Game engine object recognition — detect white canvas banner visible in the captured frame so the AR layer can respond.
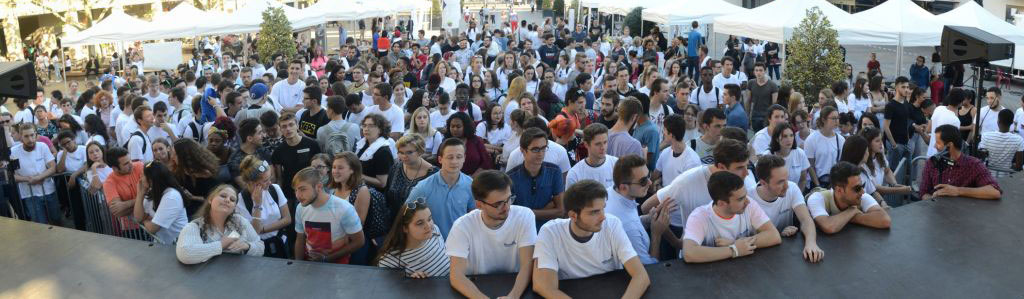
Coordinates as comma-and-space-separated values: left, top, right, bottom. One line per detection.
142, 41, 183, 71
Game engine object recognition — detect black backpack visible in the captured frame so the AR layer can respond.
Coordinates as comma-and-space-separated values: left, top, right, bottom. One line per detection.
122, 131, 147, 155
188, 121, 204, 143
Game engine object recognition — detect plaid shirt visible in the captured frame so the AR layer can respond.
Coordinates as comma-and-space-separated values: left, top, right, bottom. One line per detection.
919, 154, 1002, 197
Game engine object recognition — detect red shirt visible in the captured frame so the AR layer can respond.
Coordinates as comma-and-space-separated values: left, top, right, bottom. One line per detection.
930, 80, 944, 105
919, 154, 1001, 197
867, 60, 881, 72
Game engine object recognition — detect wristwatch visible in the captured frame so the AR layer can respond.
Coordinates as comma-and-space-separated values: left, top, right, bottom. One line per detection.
729, 244, 739, 258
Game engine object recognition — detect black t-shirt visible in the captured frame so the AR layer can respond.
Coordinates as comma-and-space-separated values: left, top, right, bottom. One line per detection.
299, 108, 329, 139
884, 99, 911, 145
271, 136, 322, 198
909, 104, 928, 138
357, 141, 395, 177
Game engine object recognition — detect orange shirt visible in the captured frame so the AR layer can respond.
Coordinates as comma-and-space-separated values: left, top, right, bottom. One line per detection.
378, 37, 391, 52
103, 161, 143, 230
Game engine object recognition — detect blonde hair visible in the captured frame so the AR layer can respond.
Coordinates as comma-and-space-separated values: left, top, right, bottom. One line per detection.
788, 92, 806, 114
504, 77, 527, 109
397, 132, 427, 154
407, 107, 436, 137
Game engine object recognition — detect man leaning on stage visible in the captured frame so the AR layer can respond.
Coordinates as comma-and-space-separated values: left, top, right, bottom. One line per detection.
807, 162, 891, 234
920, 125, 1003, 201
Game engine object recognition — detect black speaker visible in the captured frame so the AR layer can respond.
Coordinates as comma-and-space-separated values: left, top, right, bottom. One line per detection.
0, 61, 38, 99
941, 25, 1014, 65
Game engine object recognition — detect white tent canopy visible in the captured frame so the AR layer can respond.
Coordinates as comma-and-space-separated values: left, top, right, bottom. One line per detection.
644, 0, 746, 26
301, 0, 428, 23
855, 0, 945, 47
202, 0, 309, 36
63, 10, 153, 46
139, 3, 228, 41
597, 0, 662, 16
713, 0, 898, 45
938, 1, 1024, 69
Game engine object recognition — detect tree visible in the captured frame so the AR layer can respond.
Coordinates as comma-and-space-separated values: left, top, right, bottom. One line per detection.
26, 0, 115, 31
784, 7, 844, 106
624, 7, 641, 37
553, 0, 565, 17
256, 7, 297, 65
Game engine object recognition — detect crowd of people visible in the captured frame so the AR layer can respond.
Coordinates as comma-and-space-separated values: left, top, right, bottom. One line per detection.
2, 12, 1015, 298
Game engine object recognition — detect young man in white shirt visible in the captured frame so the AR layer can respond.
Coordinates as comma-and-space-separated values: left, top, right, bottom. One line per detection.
751, 155, 824, 262
689, 66, 721, 112
640, 139, 753, 255
927, 88, 964, 157
142, 75, 169, 113
532, 180, 650, 299
605, 155, 673, 265
167, 87, 191, 126
292, 167, 365, 263
682, 171, 781, 263
148, 102, 178, 144
448, 170, 537, 299
978, 87, 1005, 134
429, 92, 456, 130
366, 83, 405, 140
12, 123, 59, 224
124, 105, 155, 163
751, 105, 789, 155
711, 57, 746, 93
654, 114, 702, 190
271, 59, 307, 114
566, 123, 618, 189
807, 162, 892, 234
504, 118, 573, 175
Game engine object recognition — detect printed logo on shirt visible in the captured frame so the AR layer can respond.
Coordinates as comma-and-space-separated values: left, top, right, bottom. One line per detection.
297, 148, 311, 154
602, 256, 615, 265
503, 241, 517, 247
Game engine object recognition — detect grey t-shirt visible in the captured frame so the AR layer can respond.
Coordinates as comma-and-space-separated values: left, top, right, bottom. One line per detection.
694, 137, 716, 165
747, 79, 778, 119
607, 131, 644, 159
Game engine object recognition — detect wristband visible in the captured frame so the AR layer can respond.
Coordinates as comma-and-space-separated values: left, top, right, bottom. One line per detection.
729, 244, 739, 258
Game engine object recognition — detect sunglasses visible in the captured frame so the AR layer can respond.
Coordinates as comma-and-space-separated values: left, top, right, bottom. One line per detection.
404, 198, 426, 216
627, 175, 651, 187
477, 195, 515, 209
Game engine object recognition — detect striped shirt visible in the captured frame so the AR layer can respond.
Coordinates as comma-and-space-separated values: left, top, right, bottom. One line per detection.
377, 224, 450, 277
979, 131, 1024, 177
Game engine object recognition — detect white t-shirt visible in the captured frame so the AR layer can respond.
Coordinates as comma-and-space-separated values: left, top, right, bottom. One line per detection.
430, 109, 456, 130
749, 182, 806, 231
833, 98, 849, 114
446, 206, 537, 275
476, 122, 513, 145
927, 106, 961, 157
688, 86, 721, 111
803, 130, 845, 179
11, 142, 56, 198
847, 93, 872, 120
604, 189, 657, 264
683, 201, 770, 246
657, 166, 758, 228
533, 217, 637, 280
345, 108, 369, 128
235, 184, 290, 239
750, 128, 771, 155
654, 147, 702, 187
144, 92, 170, 113
366, 104, 406, 134
806, 191, 878, 218
761, 149, 811, 184
711, 72, 747, 92
294, 195, 364, 252
144, 188, 188, 245
505, 140, 572, 174
125, 128, 154, 163
565, 155, 618, 190
58, 146, 88, 173
13, 108, 34, 124
977, 106, 1003, 135
147, 124, 172, 144
1014, 107, 1024, 140
271, 79, 306, 111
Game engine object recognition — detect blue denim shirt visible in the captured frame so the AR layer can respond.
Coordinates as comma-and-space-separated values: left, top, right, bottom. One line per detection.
725, 102, 749, 130
406, 171, 475, 239
507, 162, 564, 228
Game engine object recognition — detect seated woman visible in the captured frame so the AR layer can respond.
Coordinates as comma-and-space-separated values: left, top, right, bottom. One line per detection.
476, 103, 513, 159
176, 184, 264, 264
860, 128, 913, 202
407, 107, 445, 157
445, 112, 494, 175
236, 156, 292, 258
133, 161, 189, 245
385, 135, 439, 214
840, 135, 889, 209
329, 152, 391, 265
356, 114, 396, 190
375, 199, 449, 278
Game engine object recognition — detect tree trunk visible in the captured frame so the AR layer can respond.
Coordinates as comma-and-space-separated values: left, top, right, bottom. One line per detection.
3, 1, 24, 60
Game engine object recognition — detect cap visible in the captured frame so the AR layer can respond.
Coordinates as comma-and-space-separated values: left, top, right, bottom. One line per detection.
250, 83, 268, 100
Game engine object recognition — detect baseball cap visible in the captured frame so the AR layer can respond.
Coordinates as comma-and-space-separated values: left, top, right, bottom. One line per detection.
249, 83, 268, 100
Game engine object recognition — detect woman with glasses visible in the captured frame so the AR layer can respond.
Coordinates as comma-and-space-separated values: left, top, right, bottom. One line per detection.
375, 198, 450, 278
791, 110, 812, 149
804, 106, 845, 188
681, 104, 702, 146
385, 134, 439, 214
445, 112, 494, 175
176, 184, 264, 264
468, 74, 488, 107
133, 161, 189, 245
310, 153, 333, 187
356, 114, 396, 190
764, 123, 811, 189
236, 156, 292, 258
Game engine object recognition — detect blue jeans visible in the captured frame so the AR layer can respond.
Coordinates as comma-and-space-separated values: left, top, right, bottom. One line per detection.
768, 64, 781, 80
24, 193, 60, 224
687, 57, 699, 83
886, 143, 912, 185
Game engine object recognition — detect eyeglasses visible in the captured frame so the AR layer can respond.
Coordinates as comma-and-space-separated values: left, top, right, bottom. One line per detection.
404, 198, 426, 216
527, 146, 548, 153
627, 175, 651, 187
851, 183, 865, 193
313, 165, 329, 171
477, 195, 515, 209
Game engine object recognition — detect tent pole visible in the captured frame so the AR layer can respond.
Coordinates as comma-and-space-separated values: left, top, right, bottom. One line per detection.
60, 47, 68, 91
896, 32, 903, 77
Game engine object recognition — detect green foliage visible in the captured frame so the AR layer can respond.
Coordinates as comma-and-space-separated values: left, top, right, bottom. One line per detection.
624, 7, 642, 37
256, 7, 297, 65
553, 0, 565, 17
784, 7, 844, 106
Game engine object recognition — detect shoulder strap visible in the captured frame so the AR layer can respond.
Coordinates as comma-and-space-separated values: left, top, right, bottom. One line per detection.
715, 87, 720, 106
123, 131, 147, 154
241, 190, 254, 212
189, 122, 203, 143
690, 138, 697, 150
835, 135, 841, 163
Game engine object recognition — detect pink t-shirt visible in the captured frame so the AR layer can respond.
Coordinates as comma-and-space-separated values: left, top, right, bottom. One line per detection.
683, 202, 770, 246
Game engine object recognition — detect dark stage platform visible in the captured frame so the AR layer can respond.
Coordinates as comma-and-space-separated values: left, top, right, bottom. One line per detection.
0, 178, 1022, 298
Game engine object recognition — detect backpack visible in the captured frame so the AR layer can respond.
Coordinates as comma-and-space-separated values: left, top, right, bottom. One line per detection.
122, 131, 147, 155
695, 86, 720, 109
324, 123, 355, 155
241, 183, 282, 213
188, 121, 204, 143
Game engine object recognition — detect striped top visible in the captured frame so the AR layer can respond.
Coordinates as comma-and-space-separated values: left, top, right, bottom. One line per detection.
377, 224, 450, 277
